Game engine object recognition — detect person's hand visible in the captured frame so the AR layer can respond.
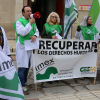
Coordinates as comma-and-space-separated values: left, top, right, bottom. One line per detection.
29, 18, 35, 25
52, 35, 58, 39
10, 56, 13, 61
77, 25, 81, 32
30, 35, 36, 42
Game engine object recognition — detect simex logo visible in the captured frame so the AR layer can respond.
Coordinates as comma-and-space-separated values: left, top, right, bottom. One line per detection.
35, 58, 55, 74
0, 60, 14, 72
80, 67, 96, 72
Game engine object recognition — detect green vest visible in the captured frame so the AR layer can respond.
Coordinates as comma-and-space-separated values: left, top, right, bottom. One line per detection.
80, 25, 98, 40
44, 23, 62, 36
13, 18, 36, 45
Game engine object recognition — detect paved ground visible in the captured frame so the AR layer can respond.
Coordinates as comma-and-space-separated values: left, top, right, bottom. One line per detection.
8, 39, 100, 100
22, 70, 100, 100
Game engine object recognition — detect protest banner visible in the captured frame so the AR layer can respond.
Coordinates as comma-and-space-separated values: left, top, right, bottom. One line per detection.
33, 39, 98, 83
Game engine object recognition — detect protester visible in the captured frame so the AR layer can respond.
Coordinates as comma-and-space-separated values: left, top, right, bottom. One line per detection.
41, 12, 62, 39
13, 6, 39, 95
0, 18, 13, 60
75, 16, 99, 40
75, 16, 100, 80
41, 12, 62, 84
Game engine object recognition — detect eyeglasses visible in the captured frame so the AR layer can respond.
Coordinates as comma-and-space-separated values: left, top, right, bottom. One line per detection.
51, 16, 57, 19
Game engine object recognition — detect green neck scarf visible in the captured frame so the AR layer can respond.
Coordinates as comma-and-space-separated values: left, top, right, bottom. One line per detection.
80, 25, 98, 40
44, 23, 62, 36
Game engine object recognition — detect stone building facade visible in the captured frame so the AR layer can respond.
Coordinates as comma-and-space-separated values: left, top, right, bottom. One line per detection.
0, 0, 93, 39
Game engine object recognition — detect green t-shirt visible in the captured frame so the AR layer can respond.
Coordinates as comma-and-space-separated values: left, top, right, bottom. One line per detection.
44, 23, 62, 36
80, 25, 98, 40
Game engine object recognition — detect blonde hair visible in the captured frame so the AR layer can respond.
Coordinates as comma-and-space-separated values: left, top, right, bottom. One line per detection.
46, 12, 60, 24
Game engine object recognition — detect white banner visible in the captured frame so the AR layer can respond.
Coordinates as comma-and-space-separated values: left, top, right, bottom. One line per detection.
33, 39, 98, 83
0, 51, 24, 100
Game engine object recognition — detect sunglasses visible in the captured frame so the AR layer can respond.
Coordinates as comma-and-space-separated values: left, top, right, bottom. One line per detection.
51, 16, 57, 18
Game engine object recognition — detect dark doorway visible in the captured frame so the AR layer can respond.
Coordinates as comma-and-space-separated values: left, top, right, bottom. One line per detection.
31, 0, 46, 34
29, 0, 64, 34
56, 0, 64, 25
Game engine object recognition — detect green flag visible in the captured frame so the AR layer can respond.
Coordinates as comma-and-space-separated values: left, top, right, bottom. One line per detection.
89, 0, 100, 32
64, 0, 78, 39
0, 51, 25, 100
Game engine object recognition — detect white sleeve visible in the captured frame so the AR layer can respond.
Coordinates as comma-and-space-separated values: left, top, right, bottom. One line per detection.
16, 21, 32, 36
2, 27, 11, 55
94, 32, 100, 40
34, 27, 39, 37
75, 31, 81, 39
75, 31, 83, 40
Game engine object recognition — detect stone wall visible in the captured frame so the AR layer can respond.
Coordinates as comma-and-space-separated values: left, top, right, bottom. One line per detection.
0, 0, 15, 39
0, 0, 23, 39
23, 0, 28, 6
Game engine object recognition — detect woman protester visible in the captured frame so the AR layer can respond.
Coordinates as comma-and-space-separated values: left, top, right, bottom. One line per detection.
75, 16, 99, 40
75, 16, 100, 80
41, 12, 62, 84
41, 12, 62, 39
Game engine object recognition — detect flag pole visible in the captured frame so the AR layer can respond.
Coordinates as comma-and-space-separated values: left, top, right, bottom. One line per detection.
70, 27, 72, 39
35, 84, 37, 92
62, 0, 66, 38
75, 11, 79, 25
94, 42, 99, 84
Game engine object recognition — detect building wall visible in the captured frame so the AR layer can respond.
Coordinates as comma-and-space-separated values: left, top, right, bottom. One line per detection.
0, 0, 93, 39
0, 0, 23, 39
23, 0, 28, 6
0, 0, 15, 39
